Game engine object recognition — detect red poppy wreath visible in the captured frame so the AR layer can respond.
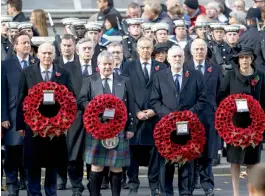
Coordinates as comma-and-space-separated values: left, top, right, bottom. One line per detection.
215, 93, 265, 148
83, 94, 128, 140
23, 82, 77, 138
154, 110, 206, 165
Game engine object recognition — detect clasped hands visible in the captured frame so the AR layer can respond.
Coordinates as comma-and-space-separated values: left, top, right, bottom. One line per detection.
137, 109, 156, 120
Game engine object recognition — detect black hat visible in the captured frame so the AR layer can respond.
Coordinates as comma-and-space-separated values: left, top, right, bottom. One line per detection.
246, 8, 263, 22
184, 0, 199, 10
233, 46, 256, 61
153, 43, 168, 54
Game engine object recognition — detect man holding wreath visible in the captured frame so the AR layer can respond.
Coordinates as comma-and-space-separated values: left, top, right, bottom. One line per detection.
78, 51, 136, 196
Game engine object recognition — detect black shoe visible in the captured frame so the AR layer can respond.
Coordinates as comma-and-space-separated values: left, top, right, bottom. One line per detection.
19, 183, 26, 190
128, 189, 138, 196
151, 189, 160, 196
122, 182, 129, 189
57, 184, 66, 190
101, 181, 109, 189
205, 189, 214, 196
212, 155, 221, 166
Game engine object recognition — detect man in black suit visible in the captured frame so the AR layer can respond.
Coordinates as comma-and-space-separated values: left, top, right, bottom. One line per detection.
122, 37, 168, 196
64, 37, 97, 196
54, 34, 78, 66
150, 45, 206, 196
7, 0, 28, 22
16, 42, 74, 196
185, 39, 222, 196
78, 50, 136, 196
1, 31, 37, 196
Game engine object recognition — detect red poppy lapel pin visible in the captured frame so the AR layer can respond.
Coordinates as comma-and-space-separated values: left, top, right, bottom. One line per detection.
96, 67, 99, 72
155, 65, 160, 71
207, 66, 212, 73
30, 58, 35, 64
185, 71, 189, 77
251, 75, 260, 86
55, 72, 61, 77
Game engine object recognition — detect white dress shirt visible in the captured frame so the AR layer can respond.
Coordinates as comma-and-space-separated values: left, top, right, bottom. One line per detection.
194, 59, 206, 74
140, 58, 152, 78
63, 55, 75, 64
17, 55, 29, 69
172, 69, 183, 89
40, 65, 53, 81
80, 59, 93, 75
101, 74, 114, 93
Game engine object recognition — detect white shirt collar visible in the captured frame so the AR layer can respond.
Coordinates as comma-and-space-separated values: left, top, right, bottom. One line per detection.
100, 74, 114, 81
63, 55, 75, 64
171, 68, 183, 77
80, 59, 92, 66
40, 64, 53, 73
17, 55, 29, 63
140, 58, 152, 65
193, 59, 205, 68
116, 63, 122, 69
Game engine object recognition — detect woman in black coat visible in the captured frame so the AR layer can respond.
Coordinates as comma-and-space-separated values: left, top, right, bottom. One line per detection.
217, 47, 265, 196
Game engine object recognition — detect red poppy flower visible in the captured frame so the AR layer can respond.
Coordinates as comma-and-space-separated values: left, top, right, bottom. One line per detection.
207, 67, 212, 73
153, 110, 206, 165
23, 81, 77, 138
215, 93, 265, 148
185, 71, 189, 77
83, 94, 128, 140
155, 66, 160, 71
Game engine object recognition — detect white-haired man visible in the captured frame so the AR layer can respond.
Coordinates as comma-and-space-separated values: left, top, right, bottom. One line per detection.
16, 42, 75, 196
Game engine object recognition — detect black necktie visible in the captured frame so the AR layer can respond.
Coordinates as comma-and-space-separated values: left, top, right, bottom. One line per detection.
143, 63, 149, 84
22, 60, 28, 69
82, 65, 89, 76
44, 71, 50, 81
114, 68, 120, 75
175, 74, 180, 94
103, 78, 111, 94
197, 64, 203, 75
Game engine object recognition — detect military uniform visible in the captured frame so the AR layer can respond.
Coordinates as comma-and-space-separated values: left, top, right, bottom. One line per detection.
1, 16, 13, 60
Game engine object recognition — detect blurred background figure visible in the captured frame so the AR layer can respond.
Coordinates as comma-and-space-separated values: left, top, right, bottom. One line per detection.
232, 0, 246, 12
165, 0, 184, 20
206, 2, 228, 23
7, 0, 27, 22
127, 2, 142, 18
248, 163, 265, 196
229, 10, 247, 26
214, 0, 232, 18
183, 0, 206, 27
253, 0, 265, 11
103, 14, 121, 36
30, 9, 48, 36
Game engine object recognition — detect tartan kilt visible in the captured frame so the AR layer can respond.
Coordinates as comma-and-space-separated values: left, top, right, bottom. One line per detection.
84, 132, 130, 167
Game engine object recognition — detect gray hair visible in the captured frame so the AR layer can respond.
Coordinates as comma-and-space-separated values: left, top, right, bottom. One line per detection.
144, 2, 162, 15
229, 10, 247, 25
107, 42, 123, 50
190, 39, 208, 55
38, 42, 56, 59
167, 45, 184, 57
97, 51, 114, 63
76, 37, 95, 49
137, 37, 153, 48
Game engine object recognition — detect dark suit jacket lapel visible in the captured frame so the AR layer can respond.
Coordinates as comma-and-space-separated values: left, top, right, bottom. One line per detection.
113, 73, 124, 100
166, 69, 178, 109
204, 61, 212, 83
74, 58, 82, 76
13, 56, 22, 71
135, 60, 146, 87
146, 60, 157, 87
91, 73, 104, 96
50, 64, 60, 82
180, 69, 189, 93
30, 64, 44, 83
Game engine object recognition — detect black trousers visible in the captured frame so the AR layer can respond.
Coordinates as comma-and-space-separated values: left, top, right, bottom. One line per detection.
127, 145, 158, 190
68, 159, 85, 194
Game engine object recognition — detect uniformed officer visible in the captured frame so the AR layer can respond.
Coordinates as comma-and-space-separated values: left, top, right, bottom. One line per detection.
61, 17, 80, 35
1, 15, 13, 60
152, 23, 177, 50
121, 18, 144, 61
8, 22, 20, 43
85, 22, 109, 65
169, 20, 193, 49
70, 20, 87, 42
141, 23, 154, 41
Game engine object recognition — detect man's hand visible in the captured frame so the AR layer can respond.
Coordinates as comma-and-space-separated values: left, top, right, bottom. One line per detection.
1, 121, 10, 129
17, 130, 25, 137
137, 111, 148, 120
126, 131, 134, 140
144, 109, 156, 118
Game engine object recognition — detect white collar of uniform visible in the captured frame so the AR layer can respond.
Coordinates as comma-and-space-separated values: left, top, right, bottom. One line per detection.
17, 55, 29, 63
140, 58, 152, 65
63, 55, 75, 63
80, 59, 92, 66
171, 68, 183, 77
101, 73, 114, 81
40, 64, 53, 73
193, 59, 205, 69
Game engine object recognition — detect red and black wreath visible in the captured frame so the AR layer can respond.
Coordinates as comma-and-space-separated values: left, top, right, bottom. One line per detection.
215, 93, 265, 148
83, 94, 128, 140
154, 110, 206, 164
23, 82, 77, 138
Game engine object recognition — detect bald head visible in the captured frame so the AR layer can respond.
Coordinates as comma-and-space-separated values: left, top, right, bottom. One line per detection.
191, 39, 208, 63
37, 42, 56, 68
